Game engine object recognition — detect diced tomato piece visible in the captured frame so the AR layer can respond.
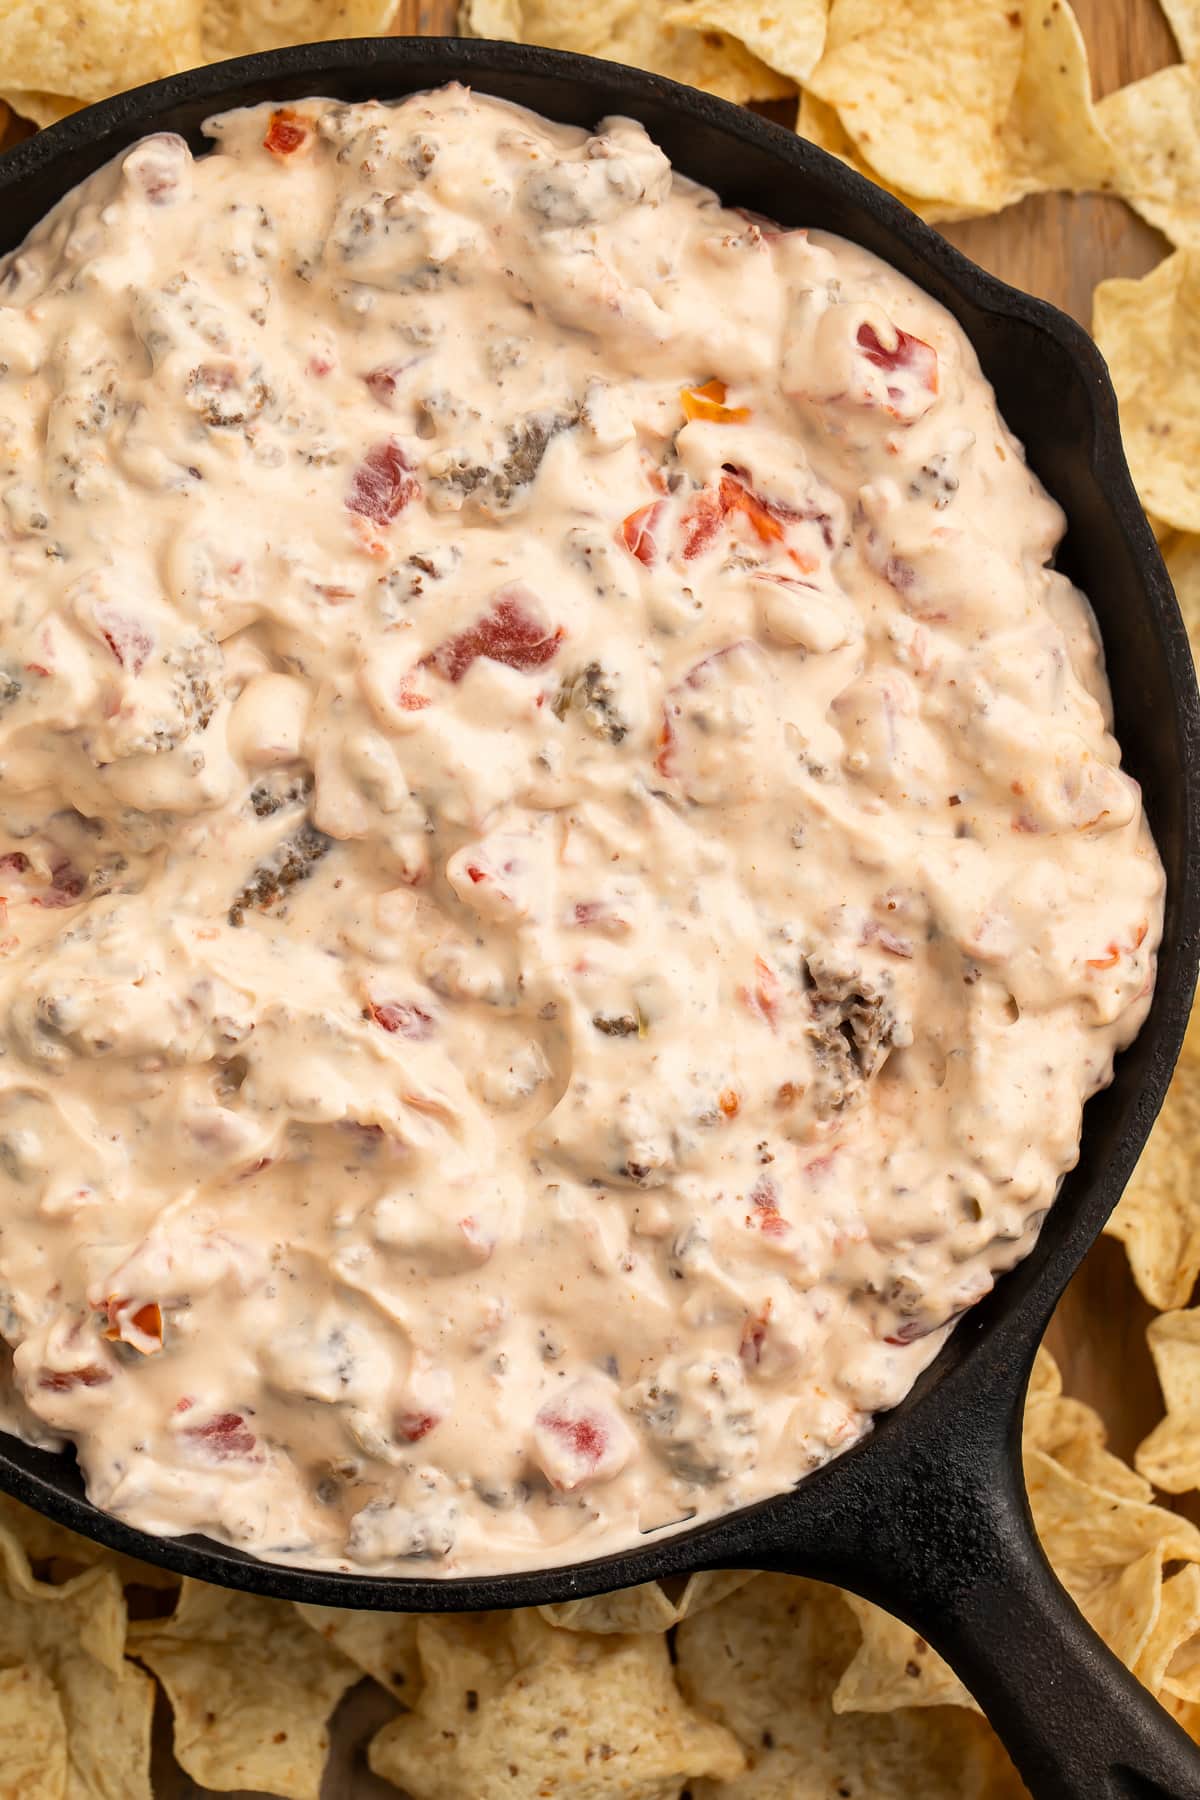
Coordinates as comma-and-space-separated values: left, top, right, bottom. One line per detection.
95, 608, 153, 674
1086, 943, 1121, 970
38, 1364, 111, 1391
619, 499, 665, 566
719, 1088, 740, 1118
395, 675, 430, 712
542, 1408, 605, 1464
263, 109, 309, 156
747, 1173, 788, 1238
185, 1411, 258, 1459
395, 1410, 439, 1443
680, 377, 751, 424
369, 1001, 435, 1039
424, 589, 564, 683
680, 485, 727, 560
347, 440, 420, 525
856, 322, 938, 396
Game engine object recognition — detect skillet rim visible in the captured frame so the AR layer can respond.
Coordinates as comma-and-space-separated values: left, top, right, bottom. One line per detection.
0, 35, 1196, 1612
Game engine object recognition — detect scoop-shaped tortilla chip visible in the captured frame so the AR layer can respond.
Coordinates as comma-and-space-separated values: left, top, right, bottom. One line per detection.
131, 1579, 360, 1799
368, 1608, 746, 1799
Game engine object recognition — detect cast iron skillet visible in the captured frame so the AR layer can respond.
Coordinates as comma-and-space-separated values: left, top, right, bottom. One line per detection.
2, 37, 1199, 1798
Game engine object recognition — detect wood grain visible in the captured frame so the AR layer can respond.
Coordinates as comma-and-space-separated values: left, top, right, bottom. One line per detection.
1, 0, 1189, 1790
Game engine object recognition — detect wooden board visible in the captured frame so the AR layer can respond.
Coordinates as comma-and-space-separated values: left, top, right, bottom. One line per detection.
1, 0, 1191, 1790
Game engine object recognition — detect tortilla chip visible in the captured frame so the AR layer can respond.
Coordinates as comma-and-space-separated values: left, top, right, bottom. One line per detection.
202, 0, 402, 60
293, 1602, 420, 1703
0, 1524, 154, 1798
1140, 1564, 1200, 1701
674, 1573, 1020, 1797
805, 0, 1112, 215
832, 1594, 976, 1715
795, 92, 988, 225
0, 1493, 180, 1592
1163, 0, 1200, 63
1165, 530, 1200, 659
131, 1579, 359, 1799
0, 90, 79, 128
540, 1569, 756, 1635
662, 0, 828, 83
1099, 65, 1200, 251
1105, 987, 1200, 1306
1136, 1307, 1200, 1492
833, 1349, 1176, 1717
1028, 1445, 1200, 1673
1093, 251, 1200, 535
459, 0, 795, 104
368, 1609, 746, 1799
0, 1664, 67, 1800
0, 0, 201, 105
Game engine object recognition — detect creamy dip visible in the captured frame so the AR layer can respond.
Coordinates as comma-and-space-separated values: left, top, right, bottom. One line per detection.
0, 89, 1163, 1575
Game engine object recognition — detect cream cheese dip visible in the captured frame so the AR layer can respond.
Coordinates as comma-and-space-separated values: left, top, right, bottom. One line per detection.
0, 88, 1163, 1575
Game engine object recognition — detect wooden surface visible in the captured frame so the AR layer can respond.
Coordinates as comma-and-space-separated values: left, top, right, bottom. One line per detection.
2, 0, 1191, 1791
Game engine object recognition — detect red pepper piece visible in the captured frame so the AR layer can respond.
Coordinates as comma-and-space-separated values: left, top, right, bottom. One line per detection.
185, 1412, 258, 1459
369, 1001, 435, 1039
856, 322, 938, 397
424, 589, 564, 683
347, 440, 421, 525
619, 500, 666, 566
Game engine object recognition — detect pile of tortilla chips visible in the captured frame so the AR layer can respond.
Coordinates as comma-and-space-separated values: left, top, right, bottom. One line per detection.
6, 1344, 1200, 1796
0, 0, 406, 128
8, 0, 1200, 1794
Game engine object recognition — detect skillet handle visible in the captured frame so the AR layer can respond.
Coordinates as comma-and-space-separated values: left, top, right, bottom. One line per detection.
762, 1435, 1200, 1800
905, 1521, 1200, 1800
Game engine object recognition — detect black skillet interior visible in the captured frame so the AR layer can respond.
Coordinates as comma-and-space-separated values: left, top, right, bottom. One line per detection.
3, 37, 1200, 1796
